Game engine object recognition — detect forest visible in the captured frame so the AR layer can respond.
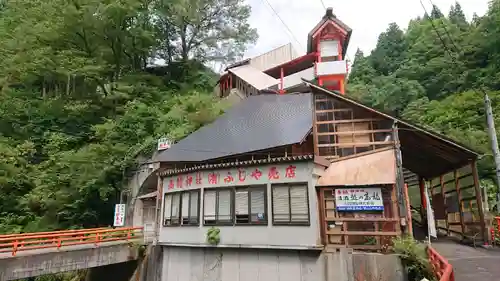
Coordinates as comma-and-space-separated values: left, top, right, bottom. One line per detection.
0, 0, 256, 236
348, 1, 500, 204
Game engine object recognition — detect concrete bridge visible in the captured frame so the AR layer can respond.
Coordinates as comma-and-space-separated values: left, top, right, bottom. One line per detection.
0, 227, 143, 281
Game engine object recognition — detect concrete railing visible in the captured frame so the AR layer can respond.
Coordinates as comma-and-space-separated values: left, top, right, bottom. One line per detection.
0, 227, 143, 256
282, 67, 315, 89
428, 246, 454, 281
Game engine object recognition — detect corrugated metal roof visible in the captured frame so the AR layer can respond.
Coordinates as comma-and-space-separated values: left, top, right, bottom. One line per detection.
228, 65, 279, 90
249, 43, 299, 71
154, 93, 313, 163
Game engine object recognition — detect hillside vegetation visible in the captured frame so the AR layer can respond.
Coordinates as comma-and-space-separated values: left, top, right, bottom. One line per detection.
0, 0, 256, 234
348, 1, 500, 203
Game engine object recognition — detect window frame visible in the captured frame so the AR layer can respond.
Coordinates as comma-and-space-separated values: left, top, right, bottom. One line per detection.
163, 190, 201, 227
203, 185, 268, 226
271, 183, 311, 226
203, 187, 234, 226
234, 185, 268, 226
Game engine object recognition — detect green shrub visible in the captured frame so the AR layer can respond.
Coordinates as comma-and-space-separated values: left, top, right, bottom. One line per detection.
392, 236, 435, 281
206, 227, 220, 245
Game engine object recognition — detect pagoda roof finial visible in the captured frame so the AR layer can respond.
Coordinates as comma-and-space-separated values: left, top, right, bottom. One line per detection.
324, 7, 336, 19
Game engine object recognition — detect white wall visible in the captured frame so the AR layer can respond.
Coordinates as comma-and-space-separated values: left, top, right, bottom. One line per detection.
161, 247, 324, 281
158, 161, 323, 249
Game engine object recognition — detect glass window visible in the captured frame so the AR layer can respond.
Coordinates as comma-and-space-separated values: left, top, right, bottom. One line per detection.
163, 190, 200, 226
272, 184, 310, 225
203, 186, 267, 226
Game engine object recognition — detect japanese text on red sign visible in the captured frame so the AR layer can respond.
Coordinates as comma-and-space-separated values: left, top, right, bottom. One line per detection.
166, 165, 297, 190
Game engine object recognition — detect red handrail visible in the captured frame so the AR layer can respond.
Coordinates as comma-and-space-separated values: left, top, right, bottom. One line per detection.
428, 246, 455, 281
0, 227, 143, 256
0, 227, 109, 238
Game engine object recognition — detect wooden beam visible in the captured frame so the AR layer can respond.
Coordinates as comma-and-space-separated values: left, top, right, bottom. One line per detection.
317, 141, 393, 147
312, 94, 320, 156
454, 169, 466, 237
393, 124, 407, 231
316, 118, 382, 124
316, 129, 392, 136
440, 175, 450, 235
471, 160, 488, 244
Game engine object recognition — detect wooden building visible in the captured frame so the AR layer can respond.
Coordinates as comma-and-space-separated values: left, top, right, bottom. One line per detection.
138, 7, 488, 281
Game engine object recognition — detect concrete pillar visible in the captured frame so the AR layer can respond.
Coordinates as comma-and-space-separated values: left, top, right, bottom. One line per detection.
131, 245, 163, 281
324, 249, 353, 281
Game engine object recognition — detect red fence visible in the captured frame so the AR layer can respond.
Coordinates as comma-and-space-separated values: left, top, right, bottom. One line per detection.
428, 246, 454, 281
0, 227, 143, 256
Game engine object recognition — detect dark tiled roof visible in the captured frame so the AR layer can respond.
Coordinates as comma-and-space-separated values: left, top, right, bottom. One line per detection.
153, 93, 313, 163
307, 8, 352, 55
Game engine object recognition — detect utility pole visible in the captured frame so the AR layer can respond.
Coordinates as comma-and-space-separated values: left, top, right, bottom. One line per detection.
484, 94, 500, 211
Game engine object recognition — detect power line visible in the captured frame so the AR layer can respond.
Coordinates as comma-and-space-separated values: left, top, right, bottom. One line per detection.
426, 0, 461, 55
260, 0, 305, 52
419, 0, 490, 97
319, 0, 326, 9
418, 0, 456, 59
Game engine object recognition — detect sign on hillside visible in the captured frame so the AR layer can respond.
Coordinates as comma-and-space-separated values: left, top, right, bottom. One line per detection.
335, 187, 384, 211
157, 138, 172, 151
113, 204, 126, 227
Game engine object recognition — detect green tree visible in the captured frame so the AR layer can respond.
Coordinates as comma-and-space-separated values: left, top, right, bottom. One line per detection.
155, 0, 258, 64
348, 49, 377, 85
0, 0, 246, 236
430, 4, 444, 19
449, 2, 468, 29
369, 23, 408, 76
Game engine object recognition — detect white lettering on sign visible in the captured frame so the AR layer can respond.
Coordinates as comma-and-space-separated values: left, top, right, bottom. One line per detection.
113, 204, 126, 226
335, 188, 384, 211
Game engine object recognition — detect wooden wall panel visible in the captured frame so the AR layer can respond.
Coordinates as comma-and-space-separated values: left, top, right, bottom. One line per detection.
317, 149, 396, 186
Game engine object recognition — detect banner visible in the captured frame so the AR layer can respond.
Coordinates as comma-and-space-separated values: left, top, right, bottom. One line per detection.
425, 186, 437, 238
335, 187, 384, 211
113, 204, 126, 227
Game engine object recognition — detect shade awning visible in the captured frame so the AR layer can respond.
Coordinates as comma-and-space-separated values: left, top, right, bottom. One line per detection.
228, 65, 279, 90
317, 148, 396, 186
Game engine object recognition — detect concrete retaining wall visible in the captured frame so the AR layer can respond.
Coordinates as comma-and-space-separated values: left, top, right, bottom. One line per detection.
0, 242, 139, 281
158, 246, 405, 281
161, 246, 325, 281
325, 249, 405, 281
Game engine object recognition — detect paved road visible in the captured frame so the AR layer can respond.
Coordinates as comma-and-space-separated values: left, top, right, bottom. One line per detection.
432, 241, 500, 281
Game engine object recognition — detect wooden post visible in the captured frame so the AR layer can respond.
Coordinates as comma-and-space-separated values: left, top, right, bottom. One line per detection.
312, 95, 320, 156
454, 169, 466, 237
280, 67, 284, 94
318, 188, 327, 245
404, 183, 413, 237
419, 177, 426, 210
471, 160, 488, 244
440, 175, 450, 235
392, 123, 407, 232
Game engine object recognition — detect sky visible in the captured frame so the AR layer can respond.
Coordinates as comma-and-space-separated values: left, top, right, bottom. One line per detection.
244, 0, 490, 62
